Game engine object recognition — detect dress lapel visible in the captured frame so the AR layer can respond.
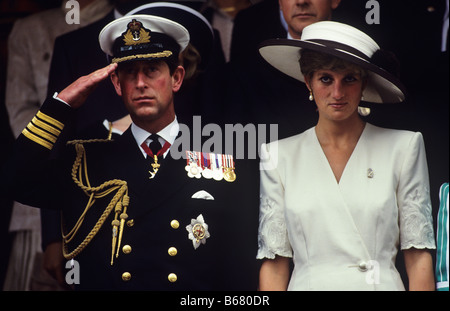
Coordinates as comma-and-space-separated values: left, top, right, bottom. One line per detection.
337, 124, 369, 187
310, 126, 372, 259
312, 124, 368, 187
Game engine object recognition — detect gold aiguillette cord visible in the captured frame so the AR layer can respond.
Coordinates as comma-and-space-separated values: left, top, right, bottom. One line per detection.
63, 140, 130, 266
111, 193, 130, 265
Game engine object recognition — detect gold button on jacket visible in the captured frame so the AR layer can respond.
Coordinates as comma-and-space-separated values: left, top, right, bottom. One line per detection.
122, 272, 132, 281
168, 247, 177, 256
122, 245, 132, 254
168, 273, 177, 283
170, 219, 180, 229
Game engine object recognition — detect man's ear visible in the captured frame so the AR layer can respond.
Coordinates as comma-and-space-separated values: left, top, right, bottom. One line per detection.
331, 0, 341, 10
172, 65, 185, 93
110, 69, 122, 96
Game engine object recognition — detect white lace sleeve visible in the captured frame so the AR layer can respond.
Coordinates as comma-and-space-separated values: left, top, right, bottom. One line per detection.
257, 143, 293, 259
398, 132, 436, 250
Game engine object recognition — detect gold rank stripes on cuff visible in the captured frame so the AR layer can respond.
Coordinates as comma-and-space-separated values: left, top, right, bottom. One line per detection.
22, 111, 64, 150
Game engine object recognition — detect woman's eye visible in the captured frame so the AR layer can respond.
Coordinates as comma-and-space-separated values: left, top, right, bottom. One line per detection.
319, 76, 332, 83
344, 76, 357, 83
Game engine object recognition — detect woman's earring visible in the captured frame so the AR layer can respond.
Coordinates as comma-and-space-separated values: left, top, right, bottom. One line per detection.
358, 106, 371, 116
309, 91, 314, 101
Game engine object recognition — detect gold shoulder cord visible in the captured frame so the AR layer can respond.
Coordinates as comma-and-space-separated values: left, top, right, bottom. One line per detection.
63, 124, 130, 265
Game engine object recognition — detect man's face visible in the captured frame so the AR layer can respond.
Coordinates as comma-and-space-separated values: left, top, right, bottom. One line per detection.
111, 60, 184, 130
279, 0, 341, 39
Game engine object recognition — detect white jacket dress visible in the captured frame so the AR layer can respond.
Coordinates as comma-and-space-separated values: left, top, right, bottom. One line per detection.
257, 123, 436, 290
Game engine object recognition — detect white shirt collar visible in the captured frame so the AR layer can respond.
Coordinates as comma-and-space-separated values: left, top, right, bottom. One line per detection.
131, 117, 179, 158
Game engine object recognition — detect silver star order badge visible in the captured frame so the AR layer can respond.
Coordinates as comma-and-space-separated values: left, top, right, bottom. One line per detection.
186, 214, 210, 250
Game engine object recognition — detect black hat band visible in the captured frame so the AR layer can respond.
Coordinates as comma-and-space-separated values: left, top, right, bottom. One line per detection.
308, 39, 372, 62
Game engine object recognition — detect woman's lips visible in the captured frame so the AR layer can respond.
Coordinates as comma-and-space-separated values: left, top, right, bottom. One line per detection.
329, 103, 347, 109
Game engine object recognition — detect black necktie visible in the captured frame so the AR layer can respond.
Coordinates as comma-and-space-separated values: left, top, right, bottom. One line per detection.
148, 134, 162, 158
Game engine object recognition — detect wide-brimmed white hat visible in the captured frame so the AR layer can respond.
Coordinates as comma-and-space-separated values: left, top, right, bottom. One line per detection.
259, 21, 406, 104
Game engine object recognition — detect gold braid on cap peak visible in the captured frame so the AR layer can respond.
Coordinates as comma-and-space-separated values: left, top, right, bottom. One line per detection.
111, 50, 173, 64
62, 136, 129, 266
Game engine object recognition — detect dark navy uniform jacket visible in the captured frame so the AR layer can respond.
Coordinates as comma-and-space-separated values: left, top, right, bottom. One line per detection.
6, 98, 260, 291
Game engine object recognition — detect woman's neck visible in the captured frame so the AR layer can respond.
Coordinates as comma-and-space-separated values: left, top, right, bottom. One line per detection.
315, 115, 366, 183
315, 116, 366, 149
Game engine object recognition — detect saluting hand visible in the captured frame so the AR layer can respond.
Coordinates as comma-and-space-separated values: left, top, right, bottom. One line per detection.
57, 63, 118, 109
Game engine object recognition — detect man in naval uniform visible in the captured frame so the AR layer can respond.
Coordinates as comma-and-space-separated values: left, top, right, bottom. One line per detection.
4, 14, 259, 290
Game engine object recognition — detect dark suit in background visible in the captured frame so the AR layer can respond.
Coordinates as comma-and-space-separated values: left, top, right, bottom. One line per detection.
230, 0, 286, 65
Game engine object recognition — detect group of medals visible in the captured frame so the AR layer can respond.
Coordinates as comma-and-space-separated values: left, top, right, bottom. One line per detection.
184, 151, 236, 182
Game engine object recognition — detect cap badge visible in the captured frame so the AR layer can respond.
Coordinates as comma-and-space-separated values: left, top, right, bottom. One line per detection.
186, 214, 210, 250
123, 19, 151, 46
